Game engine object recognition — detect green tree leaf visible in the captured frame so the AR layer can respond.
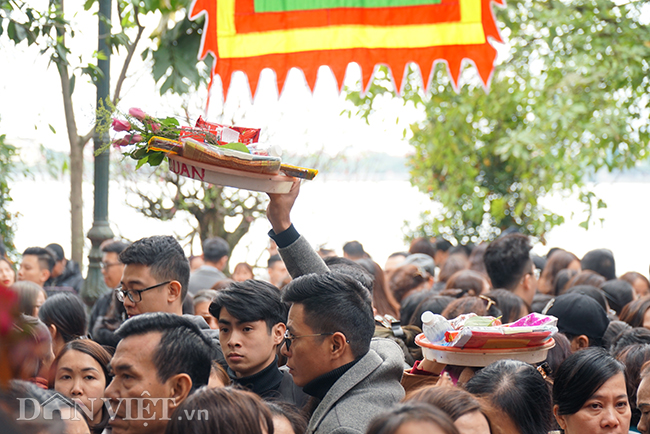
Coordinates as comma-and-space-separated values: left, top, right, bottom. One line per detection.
346, 0, 650, 244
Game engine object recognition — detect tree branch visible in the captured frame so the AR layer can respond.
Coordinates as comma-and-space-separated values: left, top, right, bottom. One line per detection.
112, 5, 145, 105
79, 128, 94, 147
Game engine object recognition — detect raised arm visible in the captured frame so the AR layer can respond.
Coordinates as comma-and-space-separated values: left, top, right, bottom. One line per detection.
267, 180, 329, 278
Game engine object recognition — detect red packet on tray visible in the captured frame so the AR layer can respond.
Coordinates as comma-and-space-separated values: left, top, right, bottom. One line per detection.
444, 326, 556, 349
194, 117, 261, 145
443, 313, 558, 349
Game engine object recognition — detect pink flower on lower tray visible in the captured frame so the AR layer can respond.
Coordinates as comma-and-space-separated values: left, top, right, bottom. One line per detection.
111, 119, 131, 132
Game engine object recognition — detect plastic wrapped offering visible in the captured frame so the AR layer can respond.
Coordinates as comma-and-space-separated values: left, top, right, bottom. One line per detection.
195, 117, 261, 145
417, 312, 557, 349
444, 313, 556, 349
181, 138, 281, 175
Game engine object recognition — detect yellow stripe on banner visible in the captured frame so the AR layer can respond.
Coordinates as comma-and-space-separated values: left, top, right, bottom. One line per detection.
217, 0, 485, 58
221, 0, 236, 36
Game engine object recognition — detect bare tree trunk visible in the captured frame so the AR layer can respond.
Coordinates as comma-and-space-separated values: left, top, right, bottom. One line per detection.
53, 0, 90, 266
55, 61, 85, 264
70, 141, 84, 264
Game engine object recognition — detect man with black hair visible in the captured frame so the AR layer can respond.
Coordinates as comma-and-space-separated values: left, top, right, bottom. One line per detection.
188, 237, 230, 295
44, 243, 84, 293
581, 248, 616, 281
267, 254, 289, 288
342, 241, 368, 260
209, 280, 307, 406
281, 272, 404, 434
18, 247, 55, 288
118, 236, 190, 318
105, 312, 214, 434
117, 235, 225, 366
323, 256, 375, 292
483, 233, 538, 305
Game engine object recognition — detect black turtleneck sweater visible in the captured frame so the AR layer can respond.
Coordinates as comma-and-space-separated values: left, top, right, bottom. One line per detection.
303, 359, 360, 401
228, 357, 285, 399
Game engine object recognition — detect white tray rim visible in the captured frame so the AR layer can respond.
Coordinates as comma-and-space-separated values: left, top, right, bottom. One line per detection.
168, 154, 296, 194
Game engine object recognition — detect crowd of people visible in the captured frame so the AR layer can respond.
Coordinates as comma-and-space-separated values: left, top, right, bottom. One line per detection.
3, 180, 650, 434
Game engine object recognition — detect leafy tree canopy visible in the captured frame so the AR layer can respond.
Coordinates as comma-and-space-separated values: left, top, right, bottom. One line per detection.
347, 0, 650, 245
1, 0, 214, 260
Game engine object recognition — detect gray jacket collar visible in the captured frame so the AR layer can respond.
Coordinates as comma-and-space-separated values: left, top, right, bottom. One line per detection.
307, 338, 405, 433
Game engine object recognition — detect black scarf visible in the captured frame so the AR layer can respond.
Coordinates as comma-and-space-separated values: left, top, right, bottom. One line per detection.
228, 357, 284, 398
302, 358, 360, 401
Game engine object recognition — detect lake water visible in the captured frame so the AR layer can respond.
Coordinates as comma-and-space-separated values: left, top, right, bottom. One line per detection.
9, 174, 650, 277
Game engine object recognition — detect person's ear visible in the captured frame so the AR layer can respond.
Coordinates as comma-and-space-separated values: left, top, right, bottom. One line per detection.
553, 405, 567, 430
330, 332, 348, 360
522, 273, 532, 290
271, 323, 286, 346
167, 281, 182, 304
576, 335, 590, 349
41, 269, 51, 284
48, 324, 58, 341
570, 335, 590, 352
216, 256, 229, 271
167, 373, 193, 410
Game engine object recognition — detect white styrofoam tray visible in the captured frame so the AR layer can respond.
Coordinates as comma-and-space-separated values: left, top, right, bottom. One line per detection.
168, 155, 295, 194
415, 333, 555, 367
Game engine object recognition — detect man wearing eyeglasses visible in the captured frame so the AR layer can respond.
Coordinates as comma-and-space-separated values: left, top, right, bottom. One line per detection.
114, 235, 225, 367
116, 236, 190, 318
281, 272, 404, 434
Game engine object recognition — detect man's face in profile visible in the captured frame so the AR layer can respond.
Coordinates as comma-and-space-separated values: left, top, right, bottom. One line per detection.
102, 251, 124, 289
281, 303, 333, 387
104, 332, 176, 434
18, 255, 49, 286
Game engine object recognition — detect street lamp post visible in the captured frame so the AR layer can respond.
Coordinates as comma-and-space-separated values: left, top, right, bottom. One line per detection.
82, 0, 114, 306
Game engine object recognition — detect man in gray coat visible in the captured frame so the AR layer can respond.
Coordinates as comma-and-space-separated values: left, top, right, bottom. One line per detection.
281, 272, 405, 434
